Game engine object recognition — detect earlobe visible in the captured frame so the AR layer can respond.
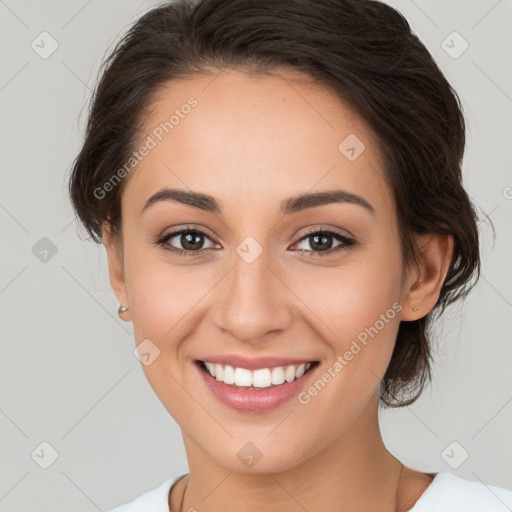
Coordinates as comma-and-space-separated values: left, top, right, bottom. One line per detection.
400, 233, 454, 321
102, 221, 131, 322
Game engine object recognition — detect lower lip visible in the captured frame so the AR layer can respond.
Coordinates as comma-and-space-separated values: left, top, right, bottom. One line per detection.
196, 361, 318, 412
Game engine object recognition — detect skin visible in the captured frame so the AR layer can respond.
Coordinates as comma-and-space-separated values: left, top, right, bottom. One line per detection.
103, 68, 454, 512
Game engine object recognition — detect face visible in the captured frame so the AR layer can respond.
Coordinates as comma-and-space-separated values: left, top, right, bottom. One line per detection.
105, 68, 419, 473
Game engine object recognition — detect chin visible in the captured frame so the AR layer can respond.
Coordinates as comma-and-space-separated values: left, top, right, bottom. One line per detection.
205, 435, 314, 475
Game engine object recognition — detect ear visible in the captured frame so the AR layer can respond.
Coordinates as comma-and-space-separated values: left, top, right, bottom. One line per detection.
102, 221, 131, 322
400, 233, 454, 321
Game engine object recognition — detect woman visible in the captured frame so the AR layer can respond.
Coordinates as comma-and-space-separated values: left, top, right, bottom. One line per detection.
68, 0, 512, 510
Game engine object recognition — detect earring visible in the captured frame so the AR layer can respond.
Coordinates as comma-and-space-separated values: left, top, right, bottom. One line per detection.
412, 306, 419, 312
118, 304, 129, 318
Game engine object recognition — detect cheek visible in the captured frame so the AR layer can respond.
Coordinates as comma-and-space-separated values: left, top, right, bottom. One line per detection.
291, 251, 402, 344
123, 244, 223, 391
122, 250, 208, 418
288, 249, 403, 397
122, 232, 207, 326
127, 267, 209, 348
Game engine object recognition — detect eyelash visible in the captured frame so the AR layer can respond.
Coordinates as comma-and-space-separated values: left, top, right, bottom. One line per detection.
153, 225, 356, 258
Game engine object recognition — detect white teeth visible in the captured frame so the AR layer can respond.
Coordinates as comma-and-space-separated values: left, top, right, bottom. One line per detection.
223, 365, 235, 385
202, 361, 315, 389
234, 367, 253, 387
253, 368, 272, 388
295, 363, 306, 378
284, 365, 296, 383
271, 366, 285, 385
206, 362, 215, 377
215, 363, 224, 381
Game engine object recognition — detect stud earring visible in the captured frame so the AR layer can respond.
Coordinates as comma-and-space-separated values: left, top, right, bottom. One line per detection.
412, 306, 419, 312
118, 304, 129, 318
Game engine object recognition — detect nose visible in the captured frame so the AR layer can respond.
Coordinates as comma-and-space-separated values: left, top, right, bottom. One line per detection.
213, 250, 293, 344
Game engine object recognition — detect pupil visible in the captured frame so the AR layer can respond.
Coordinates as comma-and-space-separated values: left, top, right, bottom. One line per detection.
311, 234, 332, 251
182, 232, 202, 250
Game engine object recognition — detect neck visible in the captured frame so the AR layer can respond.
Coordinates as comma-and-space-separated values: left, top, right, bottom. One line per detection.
179, 395, 403, 512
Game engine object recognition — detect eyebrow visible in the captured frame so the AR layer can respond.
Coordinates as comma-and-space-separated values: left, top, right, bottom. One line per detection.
141, 187, 375, 216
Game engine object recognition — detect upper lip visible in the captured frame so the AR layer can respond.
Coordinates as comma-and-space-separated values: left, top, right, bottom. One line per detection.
196, 355, 318, 370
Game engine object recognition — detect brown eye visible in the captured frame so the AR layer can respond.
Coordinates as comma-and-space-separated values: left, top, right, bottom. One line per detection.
154, 227, 218, 257
292, 228, 355, 257
175, 231, 206, 251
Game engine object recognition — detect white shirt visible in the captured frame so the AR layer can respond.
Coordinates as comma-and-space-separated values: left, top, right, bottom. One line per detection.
107, 471, 512, 512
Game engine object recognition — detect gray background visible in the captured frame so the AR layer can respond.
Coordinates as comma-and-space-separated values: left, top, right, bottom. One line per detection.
0, 0, 511, 510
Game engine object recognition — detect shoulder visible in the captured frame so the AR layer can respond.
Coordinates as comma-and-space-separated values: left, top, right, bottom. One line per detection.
411, 471, 512, 512
107, 474, 185, 512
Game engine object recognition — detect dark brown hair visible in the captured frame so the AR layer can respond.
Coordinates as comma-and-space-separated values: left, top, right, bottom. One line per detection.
68, 0, 481, 407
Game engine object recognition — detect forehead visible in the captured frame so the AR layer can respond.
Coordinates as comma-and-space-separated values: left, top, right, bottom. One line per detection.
124, 68, 391, 217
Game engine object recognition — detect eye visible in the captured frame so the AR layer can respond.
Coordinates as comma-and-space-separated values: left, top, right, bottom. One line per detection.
291, 227, 355, 257
154, 226, 218, 257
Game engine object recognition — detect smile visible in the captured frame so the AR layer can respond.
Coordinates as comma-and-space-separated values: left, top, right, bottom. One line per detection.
199, 360, 316, 388
195, 360, 320, 412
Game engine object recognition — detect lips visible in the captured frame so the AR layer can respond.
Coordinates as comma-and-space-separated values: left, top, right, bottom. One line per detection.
194, 356, 320, 412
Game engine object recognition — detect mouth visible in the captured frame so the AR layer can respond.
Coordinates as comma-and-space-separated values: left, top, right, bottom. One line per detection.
195, 360, 320, 389
194, 359, 320, 412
